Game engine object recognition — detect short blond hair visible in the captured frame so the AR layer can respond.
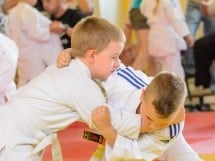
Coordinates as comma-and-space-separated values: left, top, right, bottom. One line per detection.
71, 16, 125, 57
145, 72, 187, 118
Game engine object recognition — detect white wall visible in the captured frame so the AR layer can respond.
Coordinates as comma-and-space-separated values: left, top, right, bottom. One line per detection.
98, 0, 119, 24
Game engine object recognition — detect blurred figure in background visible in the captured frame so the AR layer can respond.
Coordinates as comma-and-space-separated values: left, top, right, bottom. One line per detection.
35, 0, 93, 16
192, 0, 215, 94
42, 0, 84, 49
140, 0, 194, 79
67, 0, 94, 16
184, 0, 215, 75
0, 0, 17, 34
123, 0, 157, 76
7, 0, 63, 87
0, 33, 18, 106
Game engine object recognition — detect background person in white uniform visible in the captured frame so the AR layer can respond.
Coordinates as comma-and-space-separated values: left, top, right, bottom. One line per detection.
7, 0, 64, 87
0, 0, 18, 34
140, 0, 194, 79
0, 17, 145, 161
0, 33, 18, 106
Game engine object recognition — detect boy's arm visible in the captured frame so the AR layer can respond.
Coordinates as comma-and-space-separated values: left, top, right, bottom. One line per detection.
91, 106, 117, 146
106, 130, 203, 161
108, 124, 184, 160
92, 106, 185, 161
92, 99, 186, 161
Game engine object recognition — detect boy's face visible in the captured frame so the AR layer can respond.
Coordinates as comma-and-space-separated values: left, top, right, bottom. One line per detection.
42, 0, 58, 15
139, 89, 174, 132
90, 41, 124, 81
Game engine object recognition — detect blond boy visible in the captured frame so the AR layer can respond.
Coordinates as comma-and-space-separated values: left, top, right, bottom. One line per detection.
92, 71, 201, 161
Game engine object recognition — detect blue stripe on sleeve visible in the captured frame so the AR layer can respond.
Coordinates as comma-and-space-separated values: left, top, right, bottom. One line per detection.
173, 124, 177, 136
117, 67, 148, 89
169, 125, 173, 138
169, 123, 181, 139
177, 123, 180, 133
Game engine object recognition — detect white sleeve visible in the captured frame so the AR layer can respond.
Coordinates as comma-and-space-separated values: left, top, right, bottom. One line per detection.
105, 122, 184, 161
159, 135, 203, 161
66, 82, 141, 140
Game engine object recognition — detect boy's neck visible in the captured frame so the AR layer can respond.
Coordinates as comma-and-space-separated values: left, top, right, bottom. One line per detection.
54, 4, 68, 18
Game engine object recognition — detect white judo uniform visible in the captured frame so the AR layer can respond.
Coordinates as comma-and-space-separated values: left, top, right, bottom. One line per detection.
101, 64, 202, 161
140, 0, 190, 79
0, 59, 141, 161
0, 33, 18, 106
7, 2, 63, 87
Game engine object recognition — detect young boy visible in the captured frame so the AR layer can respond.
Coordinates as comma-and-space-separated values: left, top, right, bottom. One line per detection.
0, 17, 141, 161
57, 51, 202, 161
42, 0, 84, 49
7, 0, 64, 87
92, 71, 201, 161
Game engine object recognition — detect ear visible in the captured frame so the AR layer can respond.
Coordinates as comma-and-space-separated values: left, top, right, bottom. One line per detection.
85, 49, 96, 64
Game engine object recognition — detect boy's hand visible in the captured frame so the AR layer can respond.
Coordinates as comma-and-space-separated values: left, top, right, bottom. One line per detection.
57, 48, 72, 68
91, 106, 117, 147
91, 106, 112, 132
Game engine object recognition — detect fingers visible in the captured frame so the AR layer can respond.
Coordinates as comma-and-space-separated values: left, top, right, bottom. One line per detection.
91, 106, 111, 132
57, 48, 72, 67
91, 106, 110, 123
91, 106, 109, 119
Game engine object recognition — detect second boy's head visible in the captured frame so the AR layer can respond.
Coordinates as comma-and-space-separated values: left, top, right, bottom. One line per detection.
139, 72, 187, 132
71, 17, 125, 81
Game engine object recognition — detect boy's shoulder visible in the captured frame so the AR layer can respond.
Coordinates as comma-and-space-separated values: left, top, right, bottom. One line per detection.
153, 121, 184, 143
